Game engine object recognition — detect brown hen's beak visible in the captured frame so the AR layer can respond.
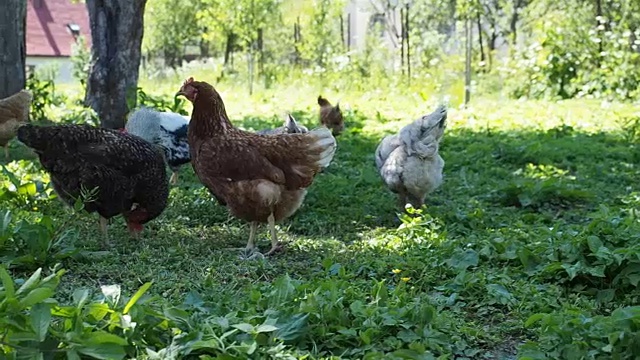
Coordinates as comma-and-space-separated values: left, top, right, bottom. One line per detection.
175, 91, 185, 98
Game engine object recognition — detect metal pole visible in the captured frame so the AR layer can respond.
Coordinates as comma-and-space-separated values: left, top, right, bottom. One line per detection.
464, 17, 471, 105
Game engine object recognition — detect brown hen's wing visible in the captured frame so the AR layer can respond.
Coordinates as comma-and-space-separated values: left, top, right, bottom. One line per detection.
195, 138, 286, 185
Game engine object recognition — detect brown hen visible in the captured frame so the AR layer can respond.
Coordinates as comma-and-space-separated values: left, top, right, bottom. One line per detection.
177, 78, 337, 258
317, 95, 344, 136
0, 90, 32, 159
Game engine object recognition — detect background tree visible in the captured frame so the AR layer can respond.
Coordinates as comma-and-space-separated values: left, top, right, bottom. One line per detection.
0, 0, 27, 98
84, 0, 147, 129
143, 0, 204, 68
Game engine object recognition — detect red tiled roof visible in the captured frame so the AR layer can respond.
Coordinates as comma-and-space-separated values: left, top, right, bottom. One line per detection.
26, 0, 91, 57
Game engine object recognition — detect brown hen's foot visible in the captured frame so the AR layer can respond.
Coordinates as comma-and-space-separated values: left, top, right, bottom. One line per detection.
239, 222, 265, 260
265, 241, 284, 256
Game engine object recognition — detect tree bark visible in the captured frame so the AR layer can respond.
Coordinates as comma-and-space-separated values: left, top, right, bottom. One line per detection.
224, 32, 235, 66
0, 0, 27, 98
85, 0, 147, 129
476, 13, 486, 65
510, 0, 524, 46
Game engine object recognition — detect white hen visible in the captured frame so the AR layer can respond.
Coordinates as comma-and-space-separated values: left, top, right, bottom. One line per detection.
375, 105, 447, 209
257, 114, 309, 135
125, 107, 191, 185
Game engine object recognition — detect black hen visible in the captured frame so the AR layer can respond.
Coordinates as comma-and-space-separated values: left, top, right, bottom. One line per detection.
17, 124, 169, 245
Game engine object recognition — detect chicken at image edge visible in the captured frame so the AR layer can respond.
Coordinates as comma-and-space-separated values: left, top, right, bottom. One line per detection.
176, 77, 337, 258
0, 90, 32, 159
17, 123, 169, 247
375, 105, 447, 210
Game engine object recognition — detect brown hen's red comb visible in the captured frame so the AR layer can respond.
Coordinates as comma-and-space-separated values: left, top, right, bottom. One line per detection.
183, 77, 194, 86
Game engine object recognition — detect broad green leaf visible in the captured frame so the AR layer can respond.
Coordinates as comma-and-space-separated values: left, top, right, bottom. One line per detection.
628, 274, 640, 287
338, 328, 357, 337
596, 289, 616, 304
0, 266, 15, 299
517, 248, 539, 272
0, 210, 11, 238
275, 313, 308, 341
77, 343, 126, 360
19, 288, 54, 308
359, 328, 373, 345
586, 235, 603, 253
86, 331, 129, 345
6, 331, 39, 342
123, 281, 152, 314
447, 249, 479, 270
66, 349, 81, 360
518, 193, 532, 207
562, 262, 582, 280
232, 323, 254, 333
17, 182, 37, 196
255, 324, 278, 333
241, 339, 257, 355
586, 265, 606, 278
611, 306, 640, 322
397, 329, 420, 343
163, 307, 190, 325
486, 283, 514, 301
73, 289, 89, 309
86, 303, 110, 322
30, 303, 52, 342
391, 349, 427, 359
525, 313, 546, 327
16, 268, 42, 295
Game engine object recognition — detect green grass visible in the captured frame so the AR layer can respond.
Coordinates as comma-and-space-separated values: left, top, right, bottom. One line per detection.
2, 80, 640, 359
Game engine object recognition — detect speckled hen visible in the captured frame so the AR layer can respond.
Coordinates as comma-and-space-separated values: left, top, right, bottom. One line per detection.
17, 123, 169, 246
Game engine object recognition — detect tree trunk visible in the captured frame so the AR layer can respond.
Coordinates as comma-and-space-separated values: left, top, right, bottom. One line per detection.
224, 32, 235, 66
476, 13, 486, 65
85, 0, 147, 129
510, 0, 522, 46
0, 0, 27, 98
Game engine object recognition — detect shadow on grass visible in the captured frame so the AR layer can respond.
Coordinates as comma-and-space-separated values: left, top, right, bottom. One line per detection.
4, 113, 638, 289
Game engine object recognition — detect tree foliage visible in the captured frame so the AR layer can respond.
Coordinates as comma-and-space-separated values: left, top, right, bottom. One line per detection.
140, 0, 640, 101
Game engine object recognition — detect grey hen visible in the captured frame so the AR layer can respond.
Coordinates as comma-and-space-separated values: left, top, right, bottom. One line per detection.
375, 105, 447, 209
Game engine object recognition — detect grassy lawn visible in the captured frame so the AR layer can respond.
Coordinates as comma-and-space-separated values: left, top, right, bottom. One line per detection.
2, 79, 640, 358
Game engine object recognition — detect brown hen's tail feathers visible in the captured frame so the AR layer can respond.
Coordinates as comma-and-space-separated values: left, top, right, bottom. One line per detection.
317, 96, 331, 107
307, 126, 337, 170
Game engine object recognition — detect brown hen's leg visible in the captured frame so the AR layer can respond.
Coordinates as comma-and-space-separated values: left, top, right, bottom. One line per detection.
4, 144, 8, 159
99, 216, 109, 249
170, 171, 178, 185
246, 222, 258, 251
265, 213, 284, 256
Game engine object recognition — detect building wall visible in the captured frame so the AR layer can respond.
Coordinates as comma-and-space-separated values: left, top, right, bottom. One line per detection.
26, 56, 75, 83
345, 0, 511, 58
